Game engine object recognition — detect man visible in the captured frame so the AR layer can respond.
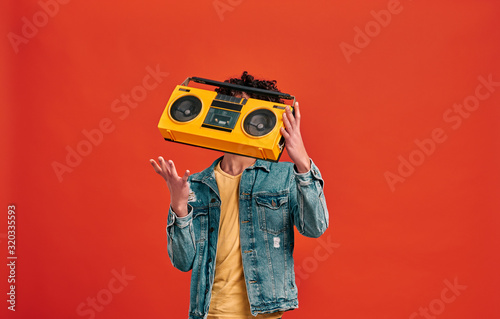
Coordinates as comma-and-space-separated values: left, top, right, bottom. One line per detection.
150, 72, 329, 319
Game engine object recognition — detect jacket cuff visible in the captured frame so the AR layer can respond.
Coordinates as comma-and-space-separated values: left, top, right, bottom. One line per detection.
294, 159, 323, 182
167, 205, 193, 228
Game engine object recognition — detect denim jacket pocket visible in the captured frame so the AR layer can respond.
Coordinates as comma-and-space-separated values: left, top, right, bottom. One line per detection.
255, 194, 288, 235
192, 207, 208, 243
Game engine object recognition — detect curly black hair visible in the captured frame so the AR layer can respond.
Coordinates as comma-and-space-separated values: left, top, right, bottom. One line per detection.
215, 71, 283, 103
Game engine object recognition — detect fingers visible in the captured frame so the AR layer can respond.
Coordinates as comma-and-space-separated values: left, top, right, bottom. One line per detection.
282, 104, 297, 135
282, 111, 290, 132
182, 170, 190, 182
153, 157, 188, 179
293, 101, 301, 126
158, 156, 170, 176
284, 106, 296, 129
281, 102, 304, 143
280, 126, 290, 139
167, 159, 179, 178
149, 159, 162, 174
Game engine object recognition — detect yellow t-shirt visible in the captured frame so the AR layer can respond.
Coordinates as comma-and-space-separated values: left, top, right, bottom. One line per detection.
208, 162, 283, 319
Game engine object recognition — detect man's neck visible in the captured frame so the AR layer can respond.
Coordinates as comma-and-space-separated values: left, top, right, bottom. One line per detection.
220, 154, 256, 176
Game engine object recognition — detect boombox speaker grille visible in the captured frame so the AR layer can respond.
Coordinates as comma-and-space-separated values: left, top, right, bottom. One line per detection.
170, 96, 202, 122
243, 109, 277, 137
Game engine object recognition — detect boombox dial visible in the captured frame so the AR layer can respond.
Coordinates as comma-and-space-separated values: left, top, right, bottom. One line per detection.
243, 109, 277, 137
170, 96, 202, 122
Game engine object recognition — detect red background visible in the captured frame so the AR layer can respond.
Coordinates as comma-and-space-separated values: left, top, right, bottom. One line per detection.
2, 0, 500, 318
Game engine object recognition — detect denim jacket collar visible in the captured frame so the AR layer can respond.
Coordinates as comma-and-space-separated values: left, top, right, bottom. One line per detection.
191, 156, 272, 184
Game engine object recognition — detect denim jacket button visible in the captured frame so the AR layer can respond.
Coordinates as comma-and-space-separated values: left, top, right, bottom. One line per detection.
210, 198, 216, 203
209, 227, 214, 233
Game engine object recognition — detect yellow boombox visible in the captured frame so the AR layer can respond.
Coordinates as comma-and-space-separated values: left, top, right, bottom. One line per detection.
157, 77, 295, 161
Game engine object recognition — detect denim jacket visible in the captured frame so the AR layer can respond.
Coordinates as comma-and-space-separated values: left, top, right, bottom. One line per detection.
166, 157, 329, 319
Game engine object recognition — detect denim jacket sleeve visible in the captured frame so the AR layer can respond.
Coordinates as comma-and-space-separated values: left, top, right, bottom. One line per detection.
166, 205, 196, 272
290, 159, 329, 238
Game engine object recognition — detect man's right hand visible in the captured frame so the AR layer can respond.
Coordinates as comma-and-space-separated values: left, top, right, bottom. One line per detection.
150, 157, 190, 217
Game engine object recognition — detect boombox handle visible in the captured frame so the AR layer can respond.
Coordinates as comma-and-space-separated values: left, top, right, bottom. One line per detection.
181, 77, 296, 105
